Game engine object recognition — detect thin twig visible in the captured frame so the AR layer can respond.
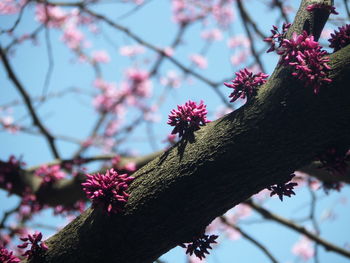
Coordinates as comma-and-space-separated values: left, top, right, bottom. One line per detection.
246, 200, 350, 260
0, 45, 60, 159
220, 216, 279, 263
236, 0, 266, 73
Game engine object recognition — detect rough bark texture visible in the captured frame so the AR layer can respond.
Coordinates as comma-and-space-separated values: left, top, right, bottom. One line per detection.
25, 0, 350, 262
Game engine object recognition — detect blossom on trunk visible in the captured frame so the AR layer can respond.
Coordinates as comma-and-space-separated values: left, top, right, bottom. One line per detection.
278, 31, 332, 94
82, 169, 134, 214
18, 231, 48, 260
328, 24, 350, 52
180, 234, 218, 260
224, 68, 268, 103
167, 100, 210, 137
0, 246, 20, 263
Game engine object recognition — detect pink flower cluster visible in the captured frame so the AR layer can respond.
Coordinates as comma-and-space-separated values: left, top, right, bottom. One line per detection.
306, 3, 338, 15
82, 169, 134, 214
278, 31, 332, 94
61, 24, 85, 49
224, 68, 269, 103
18, 188, 44, 219
0, 246, 20, 263
35, 4, 68, 28
91, 50, 110, 63
171, 0, 234, 27
264, 22, 291, 53
119, 45, 145, 57
267, 180, 298, 201
201, 28, 223, 42
180, 234, 218, 260
18, 231, 48, 260
35, 164, 66, 185
111, 155, 137, 173
0, 156, 24, 192
317, 147, 349, 176
125, 68, 152, 98
0, 0, 25, 15
292, 236, 314, 261
328, 24, 350, 52
189, 54, 208, 69
92, 79, 124, 113
167, 100, 210, 138
53, 200, 86, 216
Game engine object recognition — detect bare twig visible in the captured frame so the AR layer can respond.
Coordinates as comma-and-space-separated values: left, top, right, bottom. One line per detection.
0, 45, 60, 159
220, 216, 279, 263
236, 0, 266, 72
246, 200, 350, 259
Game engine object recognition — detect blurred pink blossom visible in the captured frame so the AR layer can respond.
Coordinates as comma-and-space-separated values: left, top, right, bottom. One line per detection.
119, 45, 145, 57
212, 3, 235, 27
35, 4, 67, 28
0, 0, 25, 14
189, 54, 208, 69
125, 68, 152, 97
160, 70, 181, 88
201, 28, 223, 41
227, 35, 251, 49
61, 24, 84, 49
162, 47, 174, 57
292, 236, 315, 261
230, 50, 249, 66
91, 50, 110, 63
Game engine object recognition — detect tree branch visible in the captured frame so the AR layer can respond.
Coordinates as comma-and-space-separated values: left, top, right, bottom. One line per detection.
38, 30, 350, 263
220, 216, 279, 263
246, 200, 350, 259
0, 46, 60, 159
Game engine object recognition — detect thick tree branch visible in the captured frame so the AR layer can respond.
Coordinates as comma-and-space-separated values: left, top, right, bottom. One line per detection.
37, 35, 350, 263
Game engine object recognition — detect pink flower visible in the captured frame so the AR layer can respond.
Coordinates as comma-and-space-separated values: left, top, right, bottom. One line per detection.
53, 200, 86, 216
61, 25, 84, 49
292, 236, 314, 261
224, 68, 268, 103
0, 156, 25, 192
264, 23, 291, 53
0, 246, 20, 263
317, 147, 349, 176
278, 31, 332, 93
119, 45, 145, 57
212, 3, 235, 27
230, 50, 249, 66
0, 115, 19, 133
267, 180, 298, 201
0, 0, 24, 15
18, 231, 48, 260
168, 100, 210, 137
306, 4, 338, 15
189, 54, 208, 69
91, 50, 110, 63
227, 35, 250, 49
82, 169, 134, 214
160, 70, 181, 88
328, 24, 350, 52
35, 165, 65, 184
180, 233, 218, 260
124, 162, 136, 172
125, 68, 152, 97
201, 28, 223, 42
162, 47, 174, 57
35, 4, 67, 28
